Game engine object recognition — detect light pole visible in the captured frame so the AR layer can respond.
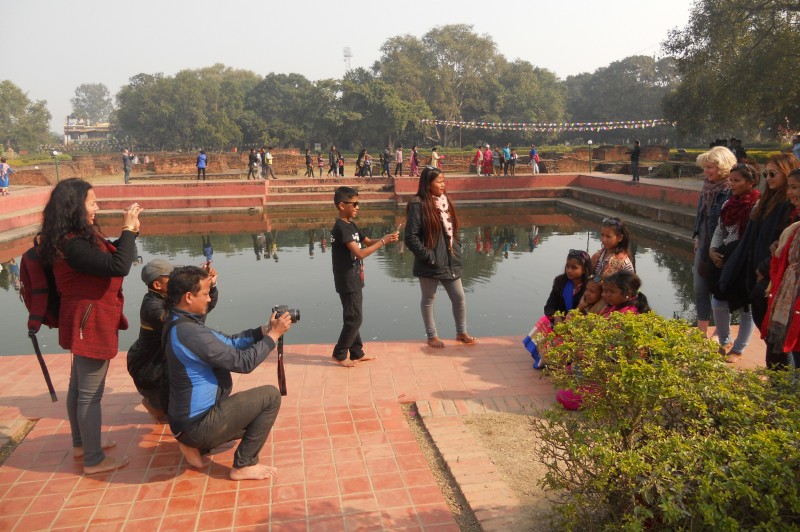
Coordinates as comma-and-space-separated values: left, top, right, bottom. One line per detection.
587, 140, 592, 173
52, 150, 60, 182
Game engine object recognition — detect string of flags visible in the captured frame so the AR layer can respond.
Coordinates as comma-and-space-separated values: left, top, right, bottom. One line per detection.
419, 118, 674, 132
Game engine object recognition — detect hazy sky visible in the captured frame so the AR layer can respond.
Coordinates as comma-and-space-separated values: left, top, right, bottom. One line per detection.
7, 0, 694, 133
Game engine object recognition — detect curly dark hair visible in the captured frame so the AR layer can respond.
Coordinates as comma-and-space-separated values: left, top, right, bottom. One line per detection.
39, 178, 97, 265
407, 166, 459, 249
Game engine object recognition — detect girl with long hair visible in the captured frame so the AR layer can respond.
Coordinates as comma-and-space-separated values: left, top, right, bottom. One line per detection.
404, 166, 475, 348
40, 178, 143, 474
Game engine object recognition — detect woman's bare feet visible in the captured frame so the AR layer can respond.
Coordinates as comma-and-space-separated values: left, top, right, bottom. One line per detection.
456, 333, 477, 345
73, 439, 117, 460
83, 455, 128, 475
355, 354, 377, 364
142, 398, 168, 424
179, 442, 211, 469
229, 463, 278, 481
427, 337, 445, 348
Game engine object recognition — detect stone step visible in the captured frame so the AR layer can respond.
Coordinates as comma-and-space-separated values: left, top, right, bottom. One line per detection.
265, 191, 395, 204
567, 186, 695, 230
98, 195, 265, 211
557, 198, 693, 245
0, 206, 44, 234
268, 183, 391, 194
94, 181, 267, 198
131, 171, 245, 181
272, 176, 392, 187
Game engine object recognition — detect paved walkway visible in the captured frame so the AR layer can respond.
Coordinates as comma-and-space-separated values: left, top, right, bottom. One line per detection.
0, 325, 765, 531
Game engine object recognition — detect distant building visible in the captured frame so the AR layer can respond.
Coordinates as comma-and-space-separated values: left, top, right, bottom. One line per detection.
63, 116, 113, 146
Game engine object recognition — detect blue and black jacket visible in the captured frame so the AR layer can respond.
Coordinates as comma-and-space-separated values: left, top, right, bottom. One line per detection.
163, 308, 276, 435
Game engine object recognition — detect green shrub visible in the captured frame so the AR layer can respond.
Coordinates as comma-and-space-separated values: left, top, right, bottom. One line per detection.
531, 311, 800, 530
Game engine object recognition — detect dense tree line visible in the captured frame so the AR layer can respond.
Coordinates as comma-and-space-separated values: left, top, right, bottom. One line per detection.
110, 25, 670, 151
663, 0, 800, 142
5, 6, 797, 154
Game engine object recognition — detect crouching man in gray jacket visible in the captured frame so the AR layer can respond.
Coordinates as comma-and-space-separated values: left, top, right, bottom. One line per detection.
164, 266, 292, 480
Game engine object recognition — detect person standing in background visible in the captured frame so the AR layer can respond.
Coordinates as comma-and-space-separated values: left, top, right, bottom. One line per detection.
382, 146, 392, 177
502, 143, 511, 176
247, 148, 259, 180
196, 150, 207, 181
0, 157, 14, 195
431, 147, 441, 169
328, 145, 338, 177
264, 147, 276, 179
529, 145, 539, 174
410, 146, 420, 177
304, 149, 314, 177
628, 140, 641, 182
394, 145, 403, 177
122, 149, 132, 184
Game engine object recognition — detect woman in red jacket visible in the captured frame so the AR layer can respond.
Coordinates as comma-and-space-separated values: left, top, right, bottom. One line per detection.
763, 168, 800, 369
40, 178, 143, 474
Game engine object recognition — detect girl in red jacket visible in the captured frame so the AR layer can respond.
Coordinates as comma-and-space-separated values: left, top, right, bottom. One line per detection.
39, 178, 143, 474
762, 168, 800, 368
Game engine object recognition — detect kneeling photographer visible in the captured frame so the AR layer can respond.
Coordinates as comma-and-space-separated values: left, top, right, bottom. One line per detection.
163, 265, 292, 481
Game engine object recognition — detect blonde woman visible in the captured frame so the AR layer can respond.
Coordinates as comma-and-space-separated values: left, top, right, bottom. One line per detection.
692, 146, 735, 337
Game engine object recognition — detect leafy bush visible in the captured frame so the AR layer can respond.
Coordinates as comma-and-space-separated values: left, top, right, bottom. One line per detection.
531, 311, 800, 530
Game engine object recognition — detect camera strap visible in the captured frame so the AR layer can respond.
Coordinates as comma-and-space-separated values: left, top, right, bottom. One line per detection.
277, 335, 287, 396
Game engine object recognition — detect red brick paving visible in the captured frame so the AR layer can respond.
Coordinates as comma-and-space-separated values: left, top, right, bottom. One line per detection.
0, 328, 765, 531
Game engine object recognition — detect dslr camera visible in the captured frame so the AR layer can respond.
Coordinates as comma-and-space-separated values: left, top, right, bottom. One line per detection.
272, 305, 300, 323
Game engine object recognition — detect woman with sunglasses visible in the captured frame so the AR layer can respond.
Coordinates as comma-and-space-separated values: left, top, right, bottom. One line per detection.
404, 166, 476, 348
719, 153, 799, 366
692, 146, 735, 338
706, 163, 760, 361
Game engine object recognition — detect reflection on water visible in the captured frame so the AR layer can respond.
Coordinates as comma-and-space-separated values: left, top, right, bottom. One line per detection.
0, 206, 694, 356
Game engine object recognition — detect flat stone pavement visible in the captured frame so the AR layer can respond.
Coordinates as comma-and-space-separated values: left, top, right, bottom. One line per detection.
0, 327, 765, 531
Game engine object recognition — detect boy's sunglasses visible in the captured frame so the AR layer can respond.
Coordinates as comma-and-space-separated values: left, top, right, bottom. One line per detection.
341, 201, 360, 207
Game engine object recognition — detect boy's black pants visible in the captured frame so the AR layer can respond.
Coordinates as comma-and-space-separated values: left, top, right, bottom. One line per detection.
333, 289, 365, 360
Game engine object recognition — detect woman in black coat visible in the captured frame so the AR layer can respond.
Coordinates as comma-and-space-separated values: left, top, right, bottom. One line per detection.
404, 166, 476, 348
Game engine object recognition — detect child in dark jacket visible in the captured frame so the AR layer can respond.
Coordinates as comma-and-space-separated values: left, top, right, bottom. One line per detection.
524, 249, 592, 368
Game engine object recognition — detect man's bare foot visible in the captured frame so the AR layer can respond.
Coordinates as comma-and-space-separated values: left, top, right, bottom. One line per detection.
355, 354, 377, 364
142, 398, 168, 424
427, 337, 445, 348
456, 333, 477, 345
229, 463, 278, 481
83, 455, 128, 475
332, 356, 355, 367
179, 442, 211, 468
73, 439, 116, 460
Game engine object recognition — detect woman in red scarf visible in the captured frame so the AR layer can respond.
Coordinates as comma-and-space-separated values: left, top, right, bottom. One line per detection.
707, 163, 760, 361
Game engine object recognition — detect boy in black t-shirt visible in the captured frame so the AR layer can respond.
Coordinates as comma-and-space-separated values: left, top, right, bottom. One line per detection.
331, 186, 400, 367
